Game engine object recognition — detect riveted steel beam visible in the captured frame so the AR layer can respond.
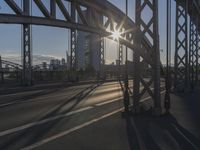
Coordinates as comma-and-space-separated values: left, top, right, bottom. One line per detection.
174, 0, 189, 91
133, 0, 161, 115
22, 0, 32, 85
70, 2, 77, 71
5, 0, 23, 15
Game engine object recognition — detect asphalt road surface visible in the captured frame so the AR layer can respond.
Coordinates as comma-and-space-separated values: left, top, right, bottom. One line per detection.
0, 81, 128, 149
0, 80, 166, 150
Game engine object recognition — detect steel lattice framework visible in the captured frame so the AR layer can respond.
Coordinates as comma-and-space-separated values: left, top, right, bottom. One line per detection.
174, 0, 200, 91
22, 0, 32, 85
100, 37, 105, 77
174, 0, 189, 91
189, 17, 198, 88
133, 0, 161, 114
70, 2, 77, 71
3, 0, 200, 113
188, 2, 199, 88
0, 0, 162, 114
198, 33, 200, 84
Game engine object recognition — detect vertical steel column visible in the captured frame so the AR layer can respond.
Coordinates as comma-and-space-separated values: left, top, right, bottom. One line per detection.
118, 44, 123, 80
123, 0, 130, 113
22, 0, 32, 85
0, 55, 3, 83
189, 18, 195, 89
164, 0, 172, 113
189, 5, 198, 90
133, 0, 143, 113
133, 0, 161, 115
195, 17, 199, 84
152, 0, 161, 115
70, 2, 77, 71
50, 0, 56, 18
198, 30, 200, 84
100, 37, 105, 79
174, 0, 188, 91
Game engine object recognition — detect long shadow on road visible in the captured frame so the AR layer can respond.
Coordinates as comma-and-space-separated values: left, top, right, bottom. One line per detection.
0, 83, 101, 150
125, 111, 200, 150
125, 88, 200, 150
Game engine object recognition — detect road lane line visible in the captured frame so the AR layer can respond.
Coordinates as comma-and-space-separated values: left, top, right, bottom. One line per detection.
0, 106, 93, 137
21, 92, 166, 150
0, 86, 92, 107
0, 90, 166, 139
95, 97, 123, 106
21, 108, 124, 150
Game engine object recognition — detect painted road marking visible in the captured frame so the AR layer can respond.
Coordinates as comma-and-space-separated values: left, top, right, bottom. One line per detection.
21, 92, 166, 150
0, 106, 93, 137
95, 97, 123, 106
0, 88, 166, 139
21, 108, 124, 150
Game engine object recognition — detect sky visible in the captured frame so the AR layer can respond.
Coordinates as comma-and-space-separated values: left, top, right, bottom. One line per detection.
0, 0, 177, 65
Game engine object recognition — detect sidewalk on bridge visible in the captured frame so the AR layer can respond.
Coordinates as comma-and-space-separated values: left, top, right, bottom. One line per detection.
38, 88, 200, 150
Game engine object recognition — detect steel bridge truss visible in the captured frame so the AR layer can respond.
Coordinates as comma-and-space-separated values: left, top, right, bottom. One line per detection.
189, 3, 199, 88
174, 0, 189, 91
174, 0, 200, 90
100, 37, 105, 78
133, 0, 161, 114
1, 0, 163, 114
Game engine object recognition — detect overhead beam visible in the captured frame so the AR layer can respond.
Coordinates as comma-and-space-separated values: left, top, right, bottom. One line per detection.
5, 0, 23, 15
34, 0, 50, 18
56, 0, 73, 21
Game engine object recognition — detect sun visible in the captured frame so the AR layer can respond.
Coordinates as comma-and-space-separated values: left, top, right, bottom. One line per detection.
111, 29, 121, 41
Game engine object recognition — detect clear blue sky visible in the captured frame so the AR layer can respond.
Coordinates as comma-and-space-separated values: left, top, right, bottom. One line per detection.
0, 0, 176, 65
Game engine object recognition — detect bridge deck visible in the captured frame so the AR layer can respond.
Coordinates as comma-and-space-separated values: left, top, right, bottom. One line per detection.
34, 88, 200, 150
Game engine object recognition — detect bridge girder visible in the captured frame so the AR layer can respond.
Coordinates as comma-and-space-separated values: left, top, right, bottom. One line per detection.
175, 0, 200, 91
0, 0, 161, 113
133, 0, 161, 115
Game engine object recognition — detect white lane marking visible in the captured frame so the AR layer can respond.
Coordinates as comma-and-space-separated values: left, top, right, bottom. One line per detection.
0, 88, 89, 107
0, 106, 93, 137
22, 91, 166, 150
0, 90, 44, 97
0, 92, 75, 107
95, 97, 123, 106
0, 90, 166, 138
96, 90, 166, 107
21, 108, 124, 150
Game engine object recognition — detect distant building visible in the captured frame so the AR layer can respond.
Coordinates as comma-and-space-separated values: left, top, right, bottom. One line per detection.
61, 58, 66, 65
0, 56, 2, 69
50, 59, 61, 70
42, 62, 47, 70
76, 8, 103, 71
116, 60, 120, 66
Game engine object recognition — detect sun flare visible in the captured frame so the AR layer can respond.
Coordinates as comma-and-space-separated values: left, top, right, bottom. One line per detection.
111, 29, 121, 41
